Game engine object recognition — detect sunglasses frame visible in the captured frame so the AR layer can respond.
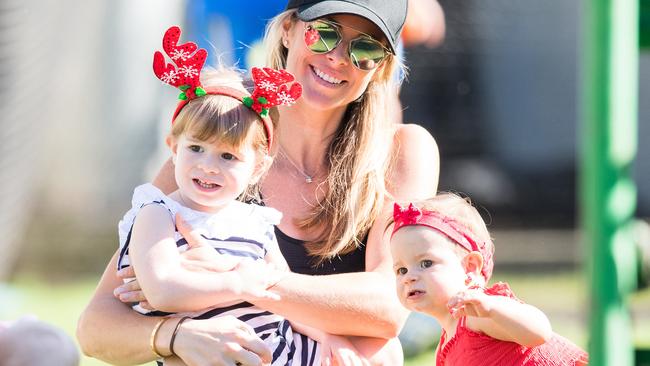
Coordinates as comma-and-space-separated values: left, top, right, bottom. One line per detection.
303, 19, 393, 71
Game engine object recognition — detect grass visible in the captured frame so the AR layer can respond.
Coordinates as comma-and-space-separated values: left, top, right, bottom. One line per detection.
2, 271, 649, 366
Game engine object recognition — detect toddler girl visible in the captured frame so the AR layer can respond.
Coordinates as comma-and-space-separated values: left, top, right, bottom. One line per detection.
389, 194, 589, 365
116, 26, 321, 365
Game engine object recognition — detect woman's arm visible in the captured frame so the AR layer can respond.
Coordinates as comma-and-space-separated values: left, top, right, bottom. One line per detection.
77, 251, 273, 365
77, 252, 172, 364
248, 125, 440, 338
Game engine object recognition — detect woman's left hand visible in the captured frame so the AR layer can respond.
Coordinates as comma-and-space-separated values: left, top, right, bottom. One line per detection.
320, 334, 371, 366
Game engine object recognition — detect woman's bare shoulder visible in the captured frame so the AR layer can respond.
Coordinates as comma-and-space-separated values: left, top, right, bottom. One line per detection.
389, 123, 440, 200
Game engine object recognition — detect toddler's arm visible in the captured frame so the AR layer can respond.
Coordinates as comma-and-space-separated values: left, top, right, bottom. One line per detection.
449, 288, 553, 347
128, 204, 276, 312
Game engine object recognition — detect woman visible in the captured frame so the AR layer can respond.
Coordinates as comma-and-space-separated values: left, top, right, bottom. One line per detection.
77, 0, 439, 364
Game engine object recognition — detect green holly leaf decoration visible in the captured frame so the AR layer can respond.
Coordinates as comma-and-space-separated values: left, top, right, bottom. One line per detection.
195, 87, 207, 97
257, 97, 268, 105
260, 108, 269, 118
178, 92, 188, 100
242, 96, 254, 107
179, 85, 190, 91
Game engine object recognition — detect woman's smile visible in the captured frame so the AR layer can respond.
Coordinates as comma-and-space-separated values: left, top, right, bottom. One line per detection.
310, 65, 344, 85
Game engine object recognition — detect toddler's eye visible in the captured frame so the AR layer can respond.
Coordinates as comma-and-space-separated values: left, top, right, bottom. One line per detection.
221, 152, 236, 161
420, 259, 433, 269
189, 145, 203, 153
396, 267, 407, 276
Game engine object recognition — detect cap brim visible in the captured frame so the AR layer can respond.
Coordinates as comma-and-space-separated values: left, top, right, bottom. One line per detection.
294, 0, 397, 53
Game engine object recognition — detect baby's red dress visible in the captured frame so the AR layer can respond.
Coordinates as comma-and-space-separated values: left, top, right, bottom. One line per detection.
436, 283, 589, 366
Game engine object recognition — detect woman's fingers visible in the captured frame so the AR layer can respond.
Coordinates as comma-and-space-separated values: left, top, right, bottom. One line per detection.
212, 317, 272, 363
321, 352, 332, 366
172, 316, 272, 366
176, 213, 209, 250
116, 266, 135, 279
139, 300, 154, 311
229, 346, 266, 366
236, 330, 272, 364
113, 279, 147, 303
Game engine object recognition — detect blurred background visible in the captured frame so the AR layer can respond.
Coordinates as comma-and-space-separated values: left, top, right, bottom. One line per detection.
0, 0, 649, 365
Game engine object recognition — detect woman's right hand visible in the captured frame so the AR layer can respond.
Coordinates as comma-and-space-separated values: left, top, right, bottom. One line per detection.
171, 316, 272, 366
176, 213, 241, 272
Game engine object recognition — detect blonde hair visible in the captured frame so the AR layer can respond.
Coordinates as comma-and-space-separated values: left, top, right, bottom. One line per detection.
264, 11, 401, 263
170, 68, 271, 202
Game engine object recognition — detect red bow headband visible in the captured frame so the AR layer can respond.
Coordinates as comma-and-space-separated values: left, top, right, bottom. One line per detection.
392, 203, 494, 280
152, 26, 303, 149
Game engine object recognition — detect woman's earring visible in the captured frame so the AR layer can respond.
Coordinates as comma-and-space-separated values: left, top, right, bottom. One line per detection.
283, 38, 289, 48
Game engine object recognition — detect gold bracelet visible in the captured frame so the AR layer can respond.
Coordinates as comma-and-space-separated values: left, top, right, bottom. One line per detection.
150, 318, 170, 358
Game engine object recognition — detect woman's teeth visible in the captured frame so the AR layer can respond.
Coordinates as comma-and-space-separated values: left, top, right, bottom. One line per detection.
313, 66, 342, 84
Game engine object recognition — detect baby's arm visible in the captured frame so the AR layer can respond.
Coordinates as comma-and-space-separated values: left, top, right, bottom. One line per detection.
128, 204, 273, 313
449, 288, 553, 347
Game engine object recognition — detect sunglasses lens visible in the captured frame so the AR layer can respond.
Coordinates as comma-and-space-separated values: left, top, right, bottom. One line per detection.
349, 38, 386, 70
305, 22, 341, 54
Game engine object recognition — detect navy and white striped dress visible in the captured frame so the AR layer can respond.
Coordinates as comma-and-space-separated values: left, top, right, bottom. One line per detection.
117, 184, 320, 365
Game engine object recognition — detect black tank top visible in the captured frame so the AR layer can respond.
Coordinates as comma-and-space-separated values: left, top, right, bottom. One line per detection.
274, 227, 366, 275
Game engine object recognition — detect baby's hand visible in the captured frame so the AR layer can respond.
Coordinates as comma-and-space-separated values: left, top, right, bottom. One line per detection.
235, 259, 284, 302
447, 288, 493, 319
320, 333, 370, 366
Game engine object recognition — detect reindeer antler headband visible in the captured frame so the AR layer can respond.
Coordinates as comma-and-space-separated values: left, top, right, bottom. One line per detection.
152, 26, 303, 149
392, 203, 494, 280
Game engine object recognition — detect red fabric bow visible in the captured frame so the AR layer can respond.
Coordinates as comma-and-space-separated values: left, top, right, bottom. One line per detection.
393, 203, 422, 225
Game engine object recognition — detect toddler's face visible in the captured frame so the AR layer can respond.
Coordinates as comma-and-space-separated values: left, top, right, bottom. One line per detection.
390, 226, 469, 317
170, 131, 261, 212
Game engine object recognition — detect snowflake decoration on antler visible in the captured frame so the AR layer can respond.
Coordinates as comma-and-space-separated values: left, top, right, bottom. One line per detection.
242, 67, 303, 118
153, 26, 207, 100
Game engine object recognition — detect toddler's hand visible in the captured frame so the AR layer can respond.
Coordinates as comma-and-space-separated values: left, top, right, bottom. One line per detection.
320, 334, 370, 366
447, 288, 493, 319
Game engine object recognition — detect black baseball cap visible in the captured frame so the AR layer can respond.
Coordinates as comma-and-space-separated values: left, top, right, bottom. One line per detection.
285, 0, 407, 53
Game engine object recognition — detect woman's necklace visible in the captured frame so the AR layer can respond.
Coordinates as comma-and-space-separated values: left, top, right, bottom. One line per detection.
277, 146, 319, 184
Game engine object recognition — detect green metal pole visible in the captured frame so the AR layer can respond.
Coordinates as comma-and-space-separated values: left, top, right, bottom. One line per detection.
581, 0, 638, 365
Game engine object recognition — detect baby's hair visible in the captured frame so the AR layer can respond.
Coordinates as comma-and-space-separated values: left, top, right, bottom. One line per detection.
169, 67, 273, 202
390, 193, 495, 280
170, 67, 269, 154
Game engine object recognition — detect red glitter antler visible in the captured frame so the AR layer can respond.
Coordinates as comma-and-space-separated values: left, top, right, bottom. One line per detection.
153, 26, 208, 100
242, 67, 303, 118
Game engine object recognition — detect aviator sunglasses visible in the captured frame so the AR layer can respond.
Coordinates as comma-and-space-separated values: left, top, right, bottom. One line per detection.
303, 19, 391, 71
